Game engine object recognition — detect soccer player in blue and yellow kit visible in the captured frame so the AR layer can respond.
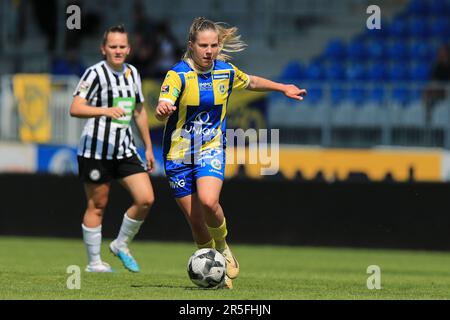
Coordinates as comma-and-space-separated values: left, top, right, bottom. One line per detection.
155, 17, 306, 289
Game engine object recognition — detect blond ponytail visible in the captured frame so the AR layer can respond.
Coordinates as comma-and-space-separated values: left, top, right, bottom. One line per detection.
183, 17, 247, 63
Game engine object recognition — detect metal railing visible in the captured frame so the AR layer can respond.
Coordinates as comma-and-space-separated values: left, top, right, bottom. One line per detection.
268, 81, 450, 148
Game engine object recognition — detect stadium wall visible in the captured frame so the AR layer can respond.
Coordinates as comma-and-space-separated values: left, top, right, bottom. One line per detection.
1, 174, 450, 251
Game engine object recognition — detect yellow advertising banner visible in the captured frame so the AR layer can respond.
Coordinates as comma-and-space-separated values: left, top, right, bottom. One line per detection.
225, 147, 442, 182
142, 79, 164, 129
13, 74, 51, 143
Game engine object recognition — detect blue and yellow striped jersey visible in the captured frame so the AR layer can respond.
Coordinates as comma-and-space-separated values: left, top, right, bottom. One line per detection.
159, 59, 250, 160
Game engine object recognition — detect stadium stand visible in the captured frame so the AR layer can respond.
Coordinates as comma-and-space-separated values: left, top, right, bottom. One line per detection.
0, 0, 449, 149
271, 0, 450, 148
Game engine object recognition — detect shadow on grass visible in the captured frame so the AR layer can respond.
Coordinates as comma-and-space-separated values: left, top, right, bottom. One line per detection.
130, 284, 220, 291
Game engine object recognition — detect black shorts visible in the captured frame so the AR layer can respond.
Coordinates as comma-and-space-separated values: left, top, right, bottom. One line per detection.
78, 154, 147, 184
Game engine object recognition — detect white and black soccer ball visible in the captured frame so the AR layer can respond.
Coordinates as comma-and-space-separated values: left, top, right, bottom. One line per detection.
187, 248, 226, 288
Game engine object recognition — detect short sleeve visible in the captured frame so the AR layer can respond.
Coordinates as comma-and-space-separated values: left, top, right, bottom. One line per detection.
73, 68, 99, 100
231, 63, 250, 90
135, 71, 145, 104
158, 70, 182, 105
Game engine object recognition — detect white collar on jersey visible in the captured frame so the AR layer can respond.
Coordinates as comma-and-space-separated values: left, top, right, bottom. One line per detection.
104, 61, 127, 76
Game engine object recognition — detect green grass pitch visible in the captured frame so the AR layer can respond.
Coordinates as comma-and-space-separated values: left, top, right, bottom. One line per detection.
1, 236, 450, 299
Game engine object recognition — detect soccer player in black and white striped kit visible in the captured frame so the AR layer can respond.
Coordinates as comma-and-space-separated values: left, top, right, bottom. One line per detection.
70, 25, 155, 273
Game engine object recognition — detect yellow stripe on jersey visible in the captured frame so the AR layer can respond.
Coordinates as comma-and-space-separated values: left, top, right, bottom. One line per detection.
171, 71, 201, 159
159, 70, 182, 104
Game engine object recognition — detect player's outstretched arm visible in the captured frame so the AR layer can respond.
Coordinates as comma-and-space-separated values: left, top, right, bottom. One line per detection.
247, 75, 307, 101
155, 100, 177, 121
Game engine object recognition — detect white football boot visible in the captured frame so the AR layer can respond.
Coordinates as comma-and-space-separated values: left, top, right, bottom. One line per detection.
85, 261, 114, 273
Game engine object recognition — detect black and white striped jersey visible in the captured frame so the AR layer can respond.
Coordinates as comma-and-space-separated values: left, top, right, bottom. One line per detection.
73, 61, 145, 160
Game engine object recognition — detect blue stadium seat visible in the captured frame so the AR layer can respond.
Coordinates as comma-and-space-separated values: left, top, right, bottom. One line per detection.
412, 83, 427, 102
389, 63, 410, 81
409, 40, 434, 61
279, 61, 304, 81
391, 87, 411, 106
368, 86, 386, 104
324, 39, 346, 61
410, 63, 431, 81
408, 17, 429, 38
368, 62, 388, 81
304, 62, 324, 81
349, 86, 366, 105
366, 40, 386, 60
347, 39, 366, 60
330, 87, 347, 104
387, 40, 409, 61
346, 63, 366, 81
389, 18, 408, 38
306, 86, 324, 105
430, 17, 449, 40
429, 0, 449, 15
325, 62, 346, 81
365, 27, 388, 39
406, 0, 429, 15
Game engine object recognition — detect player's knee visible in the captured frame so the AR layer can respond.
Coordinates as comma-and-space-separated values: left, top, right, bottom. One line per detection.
87, 205, 106, 218
199, 196, 219, 213
90, 197, 108, 212
136, 195, 154, 211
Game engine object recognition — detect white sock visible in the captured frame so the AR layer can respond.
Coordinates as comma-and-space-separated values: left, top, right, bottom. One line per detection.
82, 224, 102, 264
115, 213, 144, 249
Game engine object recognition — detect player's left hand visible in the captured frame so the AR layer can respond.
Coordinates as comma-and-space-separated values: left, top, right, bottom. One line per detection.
146, 149, 155, 173
283, 84, 307, 101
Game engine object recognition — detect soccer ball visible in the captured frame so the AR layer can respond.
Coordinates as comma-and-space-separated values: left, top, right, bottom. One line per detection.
187, 248, 226, 288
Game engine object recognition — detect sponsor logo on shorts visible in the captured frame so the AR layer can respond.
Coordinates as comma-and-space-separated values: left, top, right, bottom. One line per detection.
211, 158, 222, 170
209, 169, 223, 175
89, 169, 101, 181
169, 176, 186, 189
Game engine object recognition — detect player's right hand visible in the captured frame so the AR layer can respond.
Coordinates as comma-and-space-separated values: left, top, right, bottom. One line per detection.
155, 101, 177, 121
105, 107, 126, 119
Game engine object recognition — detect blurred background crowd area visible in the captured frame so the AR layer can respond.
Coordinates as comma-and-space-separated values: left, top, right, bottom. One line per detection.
0, 0, 449, 182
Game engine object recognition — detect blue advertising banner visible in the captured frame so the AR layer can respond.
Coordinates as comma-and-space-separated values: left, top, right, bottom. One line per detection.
135, 145, 165, 176
37, 144, 78, 175
36, 144, 165, 176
